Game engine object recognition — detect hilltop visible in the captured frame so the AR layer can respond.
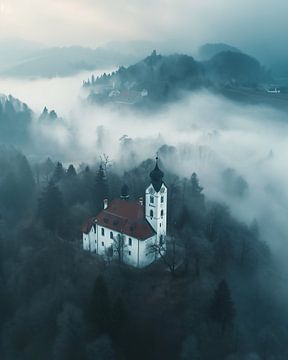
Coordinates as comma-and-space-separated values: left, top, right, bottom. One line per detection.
84, 50, 272, 107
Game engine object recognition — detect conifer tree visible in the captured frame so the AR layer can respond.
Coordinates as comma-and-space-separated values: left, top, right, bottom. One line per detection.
53, 304, 86, 360
190, 172, 204, 209
38, 181, 64, 232
66, 164, 77, 178
52, 162, 65, 183
111, 297, 128, 338
90, 276, 111, 333
210, 279, 235, 332
94, 164, 109, 213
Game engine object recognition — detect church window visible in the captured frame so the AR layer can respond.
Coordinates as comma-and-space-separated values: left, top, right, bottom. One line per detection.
129, 238, 132, 246
150, 196, 154, 204
150, 210, 153, 218
128, 251, 131, 256
110, 231, 113, 239
161, 210, 164, 217
102, 241, 104, 246
161, 196, 164, 203
101, 228, 105, 236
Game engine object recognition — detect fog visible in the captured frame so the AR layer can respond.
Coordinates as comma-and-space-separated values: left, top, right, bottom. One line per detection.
0, 69, 113, 114
1, 0, 288, 61
3, 71, 284, 271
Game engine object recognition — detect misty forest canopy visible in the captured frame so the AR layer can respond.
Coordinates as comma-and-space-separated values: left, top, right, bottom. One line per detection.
0, 145, 287, 360
0, 48, 275, 153
0, 95, 32, 145
85, 49, 271, 105
1, 41, 288, 359
0, 94, 61, 147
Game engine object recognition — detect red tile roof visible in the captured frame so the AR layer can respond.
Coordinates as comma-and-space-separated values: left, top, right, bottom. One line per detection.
93, 199, 156, 240
82, 217, 96, 234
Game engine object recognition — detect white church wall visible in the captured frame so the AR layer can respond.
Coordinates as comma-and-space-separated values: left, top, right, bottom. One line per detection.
122, 235, 139, 267
97, 225, 114, 256
83, 233, 90, 251
137, 236, 155, 268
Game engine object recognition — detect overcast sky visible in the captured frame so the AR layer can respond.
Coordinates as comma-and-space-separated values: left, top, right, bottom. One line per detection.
0, 0, 287, 52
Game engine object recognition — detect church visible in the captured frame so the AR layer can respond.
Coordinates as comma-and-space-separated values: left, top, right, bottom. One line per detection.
82, 157, 167, 268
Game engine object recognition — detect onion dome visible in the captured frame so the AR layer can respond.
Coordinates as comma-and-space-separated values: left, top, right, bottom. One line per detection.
150, 157, 164, 192
120, 183, 130, 200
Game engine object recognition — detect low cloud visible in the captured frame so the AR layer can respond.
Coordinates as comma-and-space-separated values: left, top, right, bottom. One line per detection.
3, 72, 288, 271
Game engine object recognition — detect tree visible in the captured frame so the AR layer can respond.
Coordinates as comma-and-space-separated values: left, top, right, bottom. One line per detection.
41, 157, 55, 183
113, 233, 126, 263
38, 181, 65, 232
94, 164, 109, 213
182, 229, 211, 278
66, 164, 77, 178
52, 162, 65, 183
53, 304, 86, 360
181, 335, 200, 360
86, 336, 115, 360
147, 236, 178, 275
189, 172, 205, 211
89, 276, 111, 333
210, 280, 235, 333
111, 297, 128, 338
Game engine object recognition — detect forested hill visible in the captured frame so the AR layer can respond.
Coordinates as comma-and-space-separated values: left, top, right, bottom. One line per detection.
0, 95, 63, 147
85, 50, 271, 105
0, 95, 32, 145
0, 148, 287, 359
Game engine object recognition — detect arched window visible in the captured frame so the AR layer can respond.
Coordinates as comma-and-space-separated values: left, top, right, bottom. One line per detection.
150, 196, 154, 204
150, 210, 153, 218
161, 210, 164, 217
110, 231, 113, 239
101, 228, 105, 236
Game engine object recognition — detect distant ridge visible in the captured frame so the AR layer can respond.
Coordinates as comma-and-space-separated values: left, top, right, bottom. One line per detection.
85, 49, 271, 106
198, 43, 241, 60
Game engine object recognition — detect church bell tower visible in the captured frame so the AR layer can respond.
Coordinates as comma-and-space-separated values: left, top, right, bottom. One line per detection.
145, 157, 167, 245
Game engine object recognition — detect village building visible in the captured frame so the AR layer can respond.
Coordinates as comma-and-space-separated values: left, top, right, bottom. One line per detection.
82, 158, 167, 268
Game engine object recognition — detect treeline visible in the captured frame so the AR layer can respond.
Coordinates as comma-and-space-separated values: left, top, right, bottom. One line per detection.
86, 50, 271, 105
0, 95, 32, 145
0, 146, 287, 359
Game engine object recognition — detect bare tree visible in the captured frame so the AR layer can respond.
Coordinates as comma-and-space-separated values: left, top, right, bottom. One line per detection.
113, 233, 126, 263
100, 154, 112, 172
147, 236, 178, 275
181, 229, 212, 278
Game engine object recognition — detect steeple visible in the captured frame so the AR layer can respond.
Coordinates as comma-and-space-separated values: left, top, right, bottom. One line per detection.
120, 183, 129, 200
149, 157, 164, 192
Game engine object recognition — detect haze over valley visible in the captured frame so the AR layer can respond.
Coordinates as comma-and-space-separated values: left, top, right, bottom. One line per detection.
1, 1, 288, 359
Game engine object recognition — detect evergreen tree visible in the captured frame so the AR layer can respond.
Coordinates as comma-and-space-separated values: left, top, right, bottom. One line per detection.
66, 164, 77, 178
210, 280, 235, 332
38, 181, 65, 232
94, 164, 109, 213
174, 204, 190, 231
52, 162, 65, 183
190, 172, 204, 208
41, 157, 55, 183
90, 276, 111, 333
181, 335, 200, 360
53, 304, 86, 360
111, 297, 128, 338
86, 336, 115, 360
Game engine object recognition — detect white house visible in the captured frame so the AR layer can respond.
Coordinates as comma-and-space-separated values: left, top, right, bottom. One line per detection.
82, 157, 167, 268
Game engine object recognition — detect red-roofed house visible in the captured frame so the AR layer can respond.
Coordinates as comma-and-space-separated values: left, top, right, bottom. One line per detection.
82, 158, 167, 268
